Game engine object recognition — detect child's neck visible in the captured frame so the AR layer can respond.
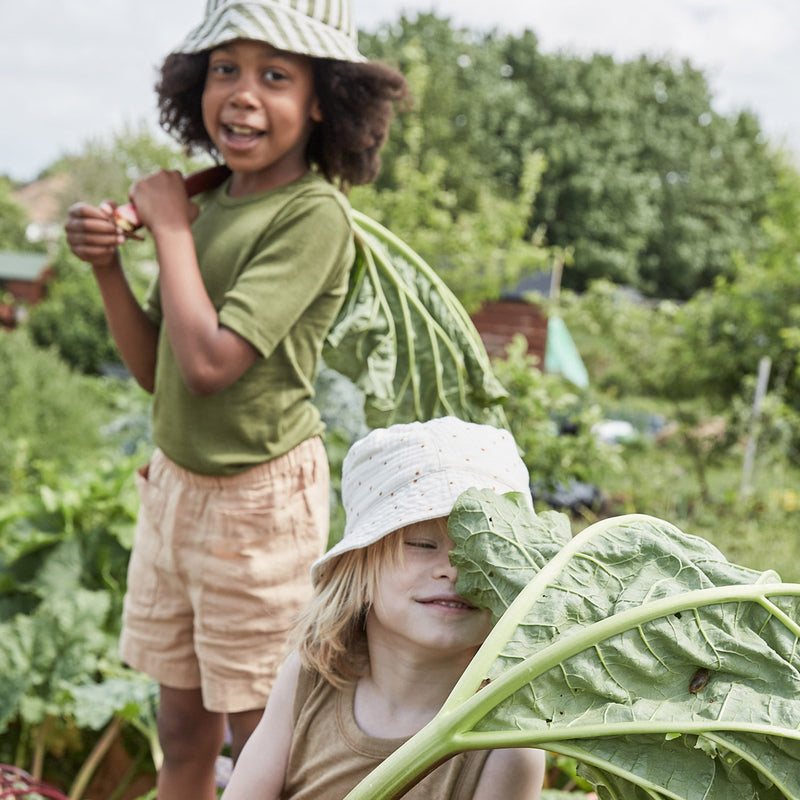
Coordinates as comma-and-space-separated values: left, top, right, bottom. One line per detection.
227, 164, 309, 198
353, 645, 477, 739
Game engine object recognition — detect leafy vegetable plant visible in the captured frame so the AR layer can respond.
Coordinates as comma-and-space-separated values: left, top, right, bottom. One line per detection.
323, 209, 509, 428
345, 490, 800, 800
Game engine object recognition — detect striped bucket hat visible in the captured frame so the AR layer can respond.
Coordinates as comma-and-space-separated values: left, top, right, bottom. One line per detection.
175, 0, 365, 62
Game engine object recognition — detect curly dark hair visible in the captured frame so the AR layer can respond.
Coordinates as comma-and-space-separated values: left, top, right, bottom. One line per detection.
156, 51, 408, 190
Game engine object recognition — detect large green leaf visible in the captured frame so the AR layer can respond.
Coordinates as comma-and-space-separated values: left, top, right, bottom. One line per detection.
322, 211, 508, 428
345, 491, 800, 800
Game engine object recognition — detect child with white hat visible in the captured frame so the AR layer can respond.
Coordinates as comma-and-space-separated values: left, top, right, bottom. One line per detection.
223, 417, 545, 800
64, 2, 407, 797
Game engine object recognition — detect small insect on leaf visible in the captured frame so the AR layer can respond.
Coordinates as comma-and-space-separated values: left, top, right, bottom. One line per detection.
688, 668, 710, 694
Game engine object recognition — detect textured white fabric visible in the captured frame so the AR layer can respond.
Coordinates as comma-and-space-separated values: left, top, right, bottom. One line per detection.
312, 417, 532, 583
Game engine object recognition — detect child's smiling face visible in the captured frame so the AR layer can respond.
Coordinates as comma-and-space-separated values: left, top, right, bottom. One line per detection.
201, 39, 322, 195
367, 520, 492, 661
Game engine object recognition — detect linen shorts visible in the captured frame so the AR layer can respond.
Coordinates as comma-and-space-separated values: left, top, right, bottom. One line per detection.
119, 437, 330, 713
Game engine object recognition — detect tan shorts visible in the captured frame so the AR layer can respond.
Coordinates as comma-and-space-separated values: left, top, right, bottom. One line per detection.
119, 437, 330, 713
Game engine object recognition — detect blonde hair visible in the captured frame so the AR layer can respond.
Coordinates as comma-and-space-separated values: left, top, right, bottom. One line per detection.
293, 519, 449, 688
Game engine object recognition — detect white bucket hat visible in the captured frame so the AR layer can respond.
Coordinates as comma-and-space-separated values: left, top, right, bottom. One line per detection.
311, 417, 533, 584
175, 0, 366, 62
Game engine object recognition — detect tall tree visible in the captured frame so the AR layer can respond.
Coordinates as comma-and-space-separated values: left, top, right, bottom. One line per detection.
361, 14, 542, 209
503, 46, 776, 298
357, 18, 557, 309
363, 14, 780, 299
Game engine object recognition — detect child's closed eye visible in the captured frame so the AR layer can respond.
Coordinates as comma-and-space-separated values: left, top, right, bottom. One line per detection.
404, 539, 437, 549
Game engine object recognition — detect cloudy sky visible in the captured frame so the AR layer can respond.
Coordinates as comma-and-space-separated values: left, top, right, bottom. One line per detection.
3, 0, 799, 183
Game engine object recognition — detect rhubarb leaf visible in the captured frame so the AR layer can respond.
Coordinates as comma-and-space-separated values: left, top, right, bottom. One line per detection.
322, 211, 508, 428
345, 491, 800, 800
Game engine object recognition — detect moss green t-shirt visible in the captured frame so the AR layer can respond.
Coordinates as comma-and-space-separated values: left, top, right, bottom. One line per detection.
144, 171, 355, 475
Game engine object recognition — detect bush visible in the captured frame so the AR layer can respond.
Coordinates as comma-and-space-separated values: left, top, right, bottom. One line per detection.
27, 246, 119, 375
0, 329, 120, 493
491, 335, 621, 495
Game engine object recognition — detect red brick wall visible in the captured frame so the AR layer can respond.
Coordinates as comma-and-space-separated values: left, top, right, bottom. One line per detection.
5, 278, 47, 304
470, 300, 547, 364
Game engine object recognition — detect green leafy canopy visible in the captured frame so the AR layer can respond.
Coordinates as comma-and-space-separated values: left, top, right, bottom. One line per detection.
346, 491, 800, 800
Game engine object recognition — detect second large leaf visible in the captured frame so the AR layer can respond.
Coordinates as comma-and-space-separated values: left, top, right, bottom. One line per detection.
322, 211, 508, 428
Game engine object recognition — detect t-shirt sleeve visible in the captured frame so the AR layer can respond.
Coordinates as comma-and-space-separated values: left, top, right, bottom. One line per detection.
218, 194, 353, 359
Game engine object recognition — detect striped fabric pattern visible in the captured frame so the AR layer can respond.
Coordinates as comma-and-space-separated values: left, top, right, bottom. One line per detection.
177, 0, 364, 62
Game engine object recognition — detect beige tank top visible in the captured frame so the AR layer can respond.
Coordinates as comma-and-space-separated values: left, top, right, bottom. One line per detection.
283, 668, 490, 799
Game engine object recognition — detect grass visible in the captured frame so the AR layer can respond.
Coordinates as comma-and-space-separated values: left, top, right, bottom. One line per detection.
579, 434, 800, 583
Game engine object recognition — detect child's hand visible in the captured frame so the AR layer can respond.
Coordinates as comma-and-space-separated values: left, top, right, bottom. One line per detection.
129, 170, 200, 234
64, 201, 126, 269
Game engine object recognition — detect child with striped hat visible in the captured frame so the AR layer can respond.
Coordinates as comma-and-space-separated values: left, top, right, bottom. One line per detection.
64, 2, 407, 797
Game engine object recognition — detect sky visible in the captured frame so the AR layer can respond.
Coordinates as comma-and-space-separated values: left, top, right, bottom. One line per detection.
2, 0, 799, 184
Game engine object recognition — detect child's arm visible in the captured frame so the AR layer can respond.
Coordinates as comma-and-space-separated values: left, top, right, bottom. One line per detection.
129, 170, 258, 396
64, 202, 159, 392
473, 747, 546, 800
222, 650, 302, 800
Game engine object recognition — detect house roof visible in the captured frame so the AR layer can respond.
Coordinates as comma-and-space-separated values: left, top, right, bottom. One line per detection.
12, 173, 70, 225
0, 250, 51, 282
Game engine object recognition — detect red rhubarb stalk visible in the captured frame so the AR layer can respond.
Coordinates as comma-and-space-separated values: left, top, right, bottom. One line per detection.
114, 164, 231, 233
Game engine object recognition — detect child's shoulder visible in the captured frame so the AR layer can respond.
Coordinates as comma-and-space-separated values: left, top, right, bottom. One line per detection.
276, 172, 354, 229
295, 171, 352, 211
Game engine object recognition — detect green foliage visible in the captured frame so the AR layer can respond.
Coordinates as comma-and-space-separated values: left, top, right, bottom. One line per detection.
0, 329, 121, 493
0, 453, 151, 787
491, 335, 620, 492
362, 15, 776, 299
521, 52, 774, 298
559, 281, 720, 403
0, 455, 139, 625
26, 244, 120, 375
0, 177, 44, 252
560, 274, 800, 504
353, 30, 555, 310
361, 15, 541, 208
345, 492, 800, 799
682, 152, 800, 404
0, 589, 114, 733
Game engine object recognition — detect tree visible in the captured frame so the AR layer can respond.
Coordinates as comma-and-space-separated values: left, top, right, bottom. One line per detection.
357, 18, 558, 309
0, 328, 120, 493
689, 151, 800, 404
362, 15, 779, 299
0, 177, 43, 252
503, 47, 776, 298
27, 243, 121, 375
360, 14, 542, 209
